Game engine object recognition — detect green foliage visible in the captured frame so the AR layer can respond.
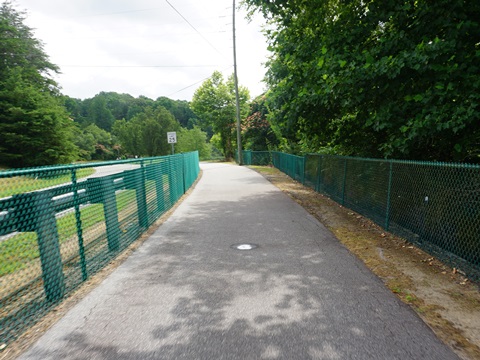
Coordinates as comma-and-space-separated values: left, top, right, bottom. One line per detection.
0, 1, 58, 82
242, 94, 279, 151
112, 106, 179, 157
156, 96, 198, 128
245, 0, 480, 162
191, 71, 249, 159
87, 95, 115, 132
0, 168, 94, 197
74, 124, 118, 161
64, 93, 202, 160
125, 96, 154, 121
0, 2, 78, 167
112, 118, 142, 157
65, 92, 196, 133
176, 126, 211, 160
0, 67, 78, 167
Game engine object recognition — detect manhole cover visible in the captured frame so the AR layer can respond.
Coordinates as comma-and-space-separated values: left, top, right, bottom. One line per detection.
231, 243, 258, 250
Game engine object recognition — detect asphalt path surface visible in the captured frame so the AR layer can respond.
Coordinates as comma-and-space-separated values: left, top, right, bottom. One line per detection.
18, 163, 458, 360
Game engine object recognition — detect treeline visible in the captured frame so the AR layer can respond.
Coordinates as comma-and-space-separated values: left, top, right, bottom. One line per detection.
0, 1, 272, 169
5, 0, 477, 168
0, 2, 213, 168
63, 92, 212, 162
245, 0, 480, 162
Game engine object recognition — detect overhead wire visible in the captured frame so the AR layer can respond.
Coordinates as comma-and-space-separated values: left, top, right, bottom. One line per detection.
164, 0, 229, 61
167, 66, 233, 97
14, 1, 240, 99
59, 65, 224, 68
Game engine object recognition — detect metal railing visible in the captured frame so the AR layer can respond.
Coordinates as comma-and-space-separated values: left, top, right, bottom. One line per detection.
0, 152, 200, 346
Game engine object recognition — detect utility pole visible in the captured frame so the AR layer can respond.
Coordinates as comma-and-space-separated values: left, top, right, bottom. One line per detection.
233, 0, 243, 165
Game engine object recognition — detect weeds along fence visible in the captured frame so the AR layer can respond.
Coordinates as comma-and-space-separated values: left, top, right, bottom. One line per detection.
0, 152, 200, 346
242, 151, 480, 281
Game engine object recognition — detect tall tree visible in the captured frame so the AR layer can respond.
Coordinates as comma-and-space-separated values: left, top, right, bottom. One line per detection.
112, 118, 143, 156
87, 95, 115, 132
176, 126, 211, 160
243, 95, 279, 151
0, 1, 77, 167
74, 123, 116, 161
155, 96, 198, 129
191, 71, 249, 159
112, 106, 179, 157
245, 0, 480, 161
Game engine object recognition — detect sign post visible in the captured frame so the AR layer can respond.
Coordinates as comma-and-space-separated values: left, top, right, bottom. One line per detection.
167, 131, 177, 155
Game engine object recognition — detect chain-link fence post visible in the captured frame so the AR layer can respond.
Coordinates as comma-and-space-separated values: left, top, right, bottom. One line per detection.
168, 157, 176, 206
71, 168, 88, 281
182, 154, 187, 195
342, 158, 348, 206
301, 156, 306, 185
315, 155, 322, 192
385, 161, 394, 231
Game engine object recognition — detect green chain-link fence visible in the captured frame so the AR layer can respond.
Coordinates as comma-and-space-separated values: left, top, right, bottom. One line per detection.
241, 150, 480, 281
0, 152, 200, 347
240, 150, 272, 166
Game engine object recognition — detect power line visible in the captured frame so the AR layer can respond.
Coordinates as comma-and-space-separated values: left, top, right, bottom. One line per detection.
28, 30, 228, 42
58, 65, 224, 68
167, 66, 233, 97
164, 0, 228, 60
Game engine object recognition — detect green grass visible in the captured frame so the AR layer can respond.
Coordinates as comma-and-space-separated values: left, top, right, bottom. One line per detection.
0, 232, 39, 276
0, 168, 96, 198
0, 189, 137, 277
250, 165, 278, 175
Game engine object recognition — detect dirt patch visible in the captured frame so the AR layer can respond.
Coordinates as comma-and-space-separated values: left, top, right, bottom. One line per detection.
0, 172, 202, 360
251, 165, 480, 360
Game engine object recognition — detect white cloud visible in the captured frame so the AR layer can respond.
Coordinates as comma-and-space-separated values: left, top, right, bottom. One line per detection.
15, 0, 269, 101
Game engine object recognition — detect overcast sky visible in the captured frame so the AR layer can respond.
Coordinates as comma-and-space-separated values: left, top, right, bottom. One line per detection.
14, 0, 269, 101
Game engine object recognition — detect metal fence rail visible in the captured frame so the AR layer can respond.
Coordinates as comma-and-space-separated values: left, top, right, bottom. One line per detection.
242, 150, 480, 281
0, 152, 200, 346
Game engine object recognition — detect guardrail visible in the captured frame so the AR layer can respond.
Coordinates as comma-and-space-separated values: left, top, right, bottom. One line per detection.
0, 152, 200, 346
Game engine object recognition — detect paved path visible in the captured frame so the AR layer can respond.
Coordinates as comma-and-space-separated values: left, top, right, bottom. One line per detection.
18, 163, 458, 360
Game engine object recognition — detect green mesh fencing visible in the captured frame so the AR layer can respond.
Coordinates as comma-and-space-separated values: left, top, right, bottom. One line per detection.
0, 151, 200, 347
272, 151, 305, 184
249, 151, 480, 281
236, 151, 272, 166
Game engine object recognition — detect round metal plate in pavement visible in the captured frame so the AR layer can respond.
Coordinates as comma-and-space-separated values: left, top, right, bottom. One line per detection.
231, 243, 259, 250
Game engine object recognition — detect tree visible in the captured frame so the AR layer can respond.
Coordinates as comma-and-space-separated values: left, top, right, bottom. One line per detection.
243, 95, 279, 151
74, 123, 117, 160
126, 96, 154, 121
112, 118, 143, 156
155, 96, 198, 129
112, 106, 179, 157
191, 71, 249, 159
101, 92, 133, 120
245, 0, 480, 162
87, 95, 115, 132
0, 2, 78, 167
176, 126, 211, 160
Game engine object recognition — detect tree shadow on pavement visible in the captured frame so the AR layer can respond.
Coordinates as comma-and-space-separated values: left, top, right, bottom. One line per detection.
23, 189, 458, 360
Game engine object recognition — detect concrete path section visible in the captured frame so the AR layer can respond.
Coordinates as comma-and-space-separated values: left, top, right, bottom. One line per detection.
18, 163, 458, 360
